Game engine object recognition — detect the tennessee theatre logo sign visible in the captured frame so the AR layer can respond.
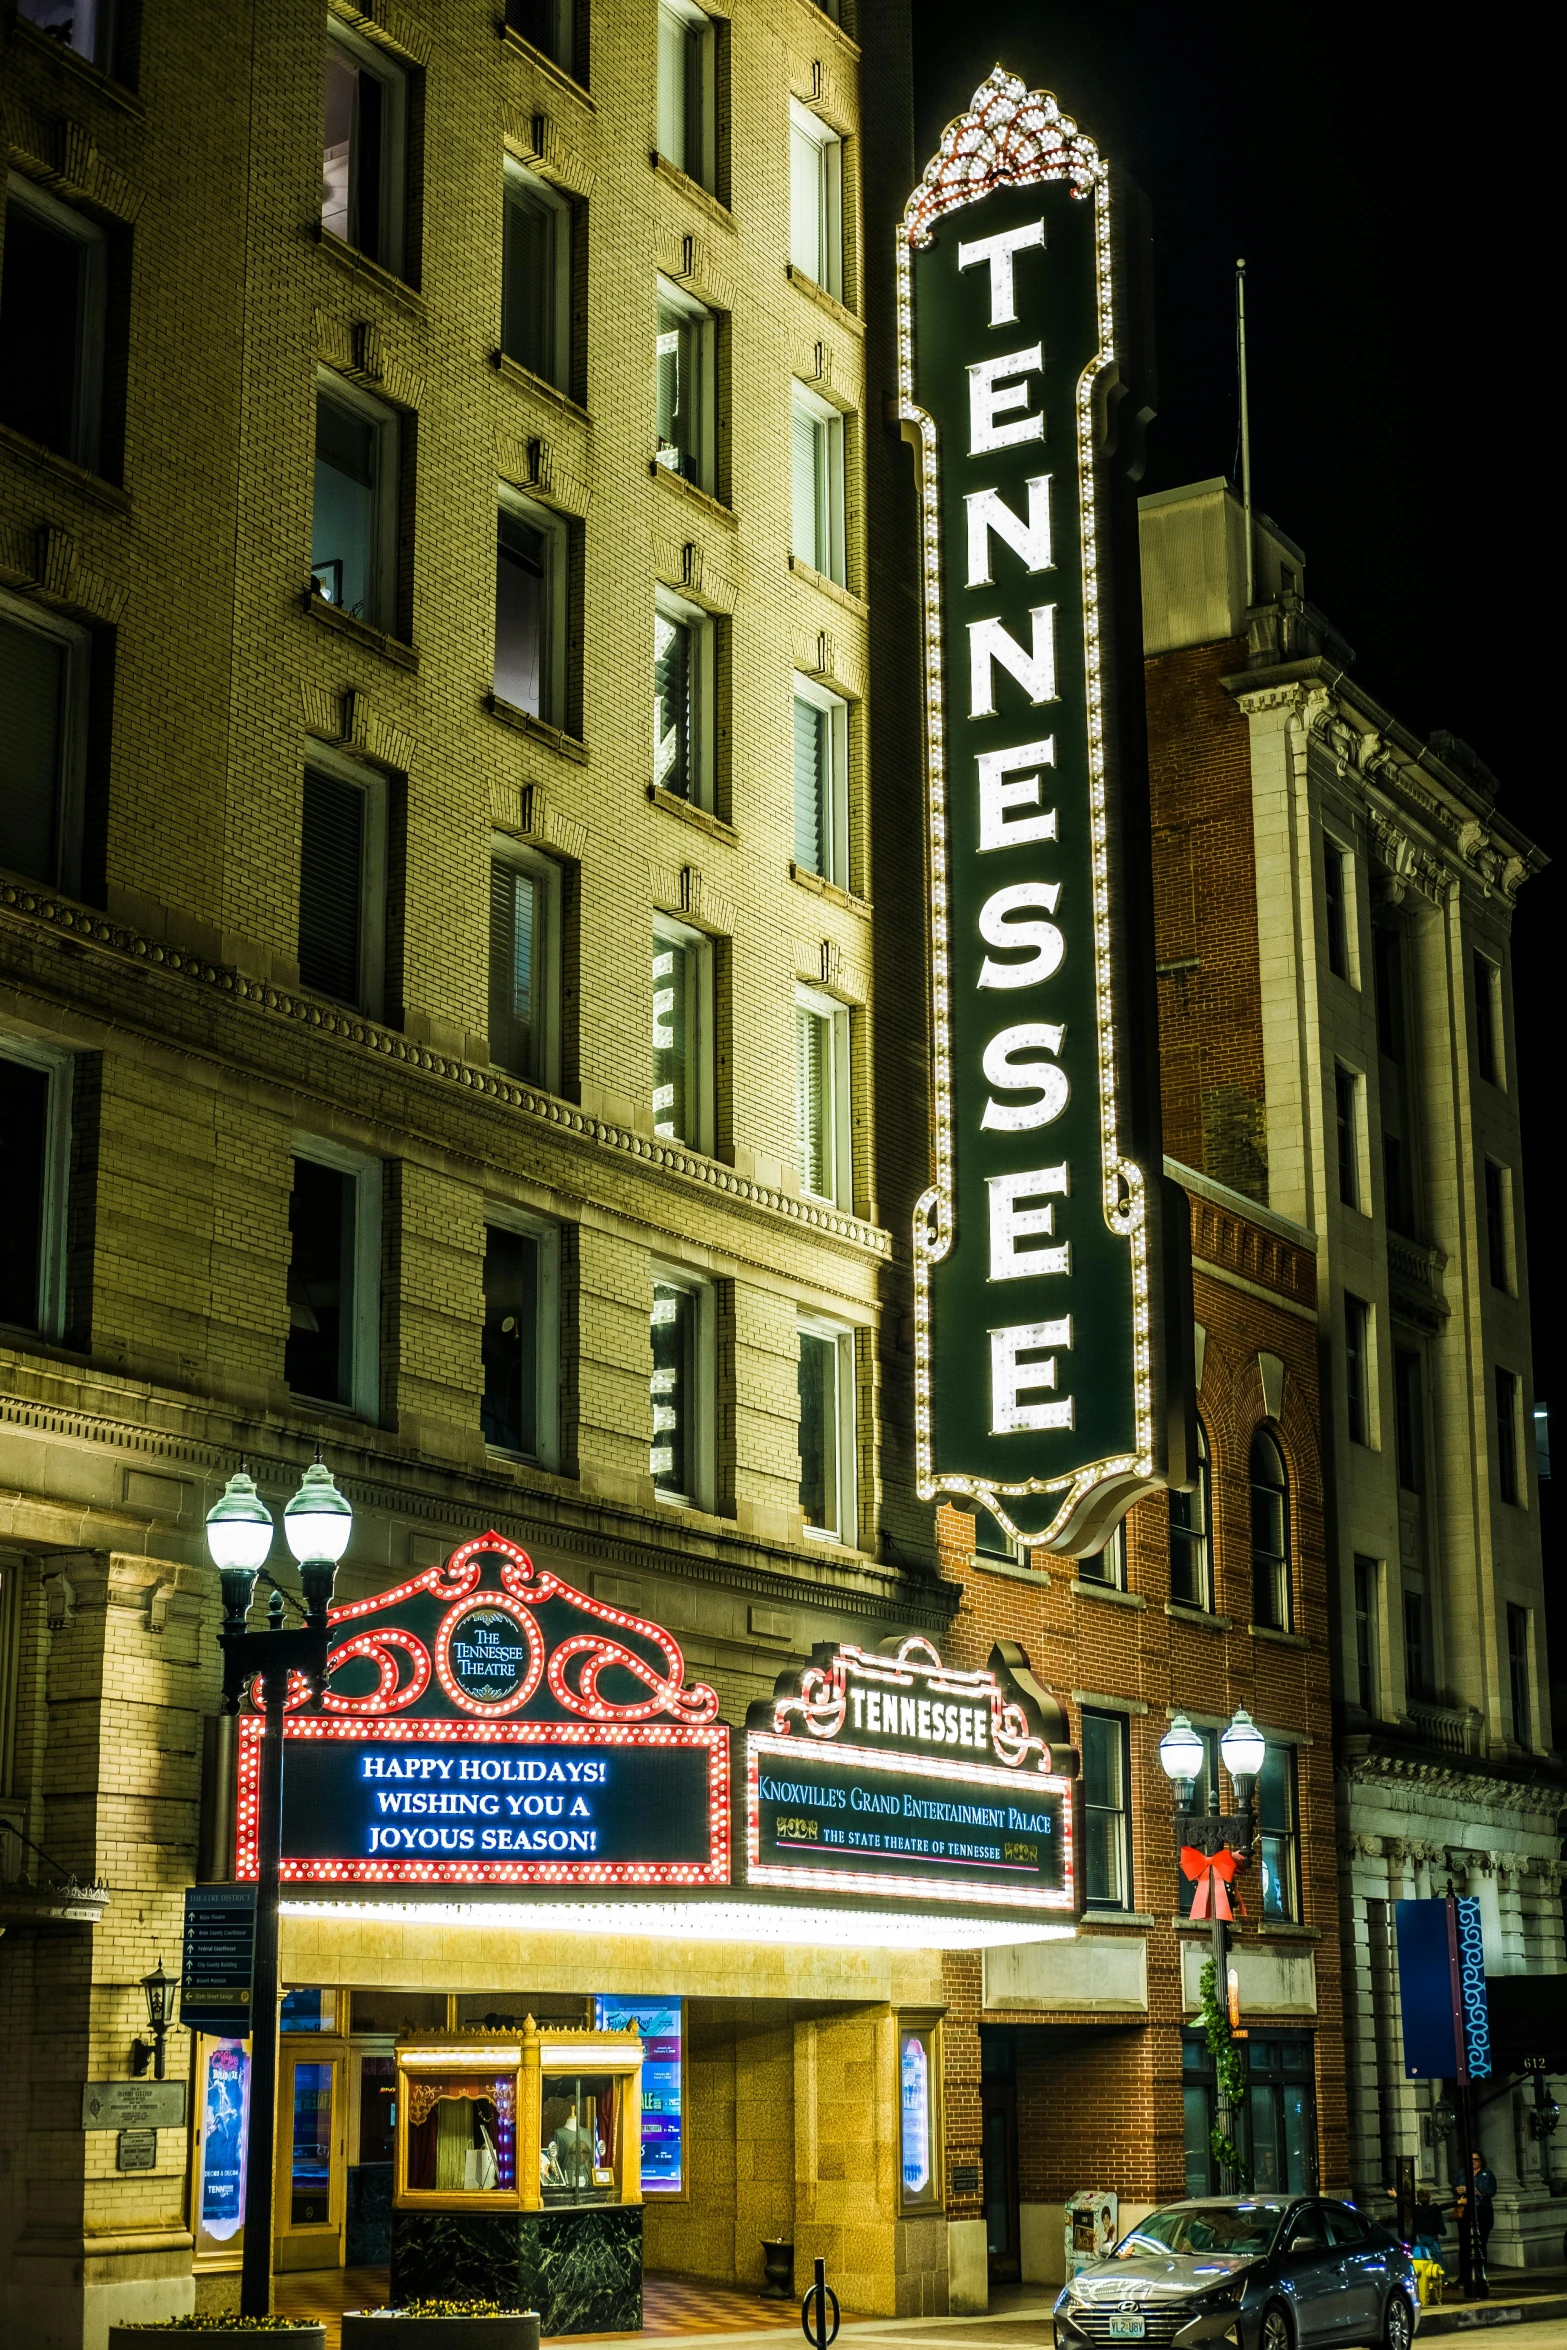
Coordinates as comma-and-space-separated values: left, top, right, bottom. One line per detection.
235, 1534, 729, 1887
746, 1634, 1079, 1914
899, 70, 1179, 1551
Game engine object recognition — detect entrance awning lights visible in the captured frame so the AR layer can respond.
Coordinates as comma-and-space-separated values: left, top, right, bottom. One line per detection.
280, 1896, 1076, 1952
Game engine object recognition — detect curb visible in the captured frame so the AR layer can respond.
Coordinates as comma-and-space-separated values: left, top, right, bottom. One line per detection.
1419, 2295, 1567, 2335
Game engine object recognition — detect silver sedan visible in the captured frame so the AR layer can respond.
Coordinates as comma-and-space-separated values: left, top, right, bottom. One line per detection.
1052, 2196, 1419, 2350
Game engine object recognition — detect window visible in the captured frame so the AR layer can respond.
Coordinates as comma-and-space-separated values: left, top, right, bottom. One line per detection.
1344, 1294, 1371, 1446
1496, 1366, 1522, 1506
649, 1271, 714, 1509
1082, 1710, 1132, 1911
504, 0, 580, 80
0, 595, 90, 892
1474, 951, 1502, 1085
1353, 1556, 1379, 1712
1393, 1348, 1423, 1493
298, 762, 386, 1015
1508, 1605, 1533, 1748
1333, 1064, 1361, 1210
1169, 1421, 1211, 1609
482, 1218, 559, 1468
653, 593, 715, 807
494, 497, 568, 727
0, 1040, 69, 1340
1323, 838, 1351, 980
322, 23, 408, 277
656, 0, 715, 190
284, 1146, 381, 1417
795, 985, 851, 1206
1249, 1428, 1290, 1630
311, 378, 398, 629
798, 1316, 856, 1541
1256, 1746, 1298, 1921
488, 841, 561, 1090
0, 176, 107, 470
652, 919, 714, 1152
17, 0, 115, 69
972, 1507, 1019, 1563
501, 167, 572, 393
792, 678, 850, 888
1183, 2033, 1315, 2199
1078, 1520, 1126, 1591
1484, 1161, 1512, 1291
654, 281, 716, 492
789, 101, 843, 298
1374, 924, 1406, 1061
791, 386, 847, 584
1403, 1588, 1429, 1702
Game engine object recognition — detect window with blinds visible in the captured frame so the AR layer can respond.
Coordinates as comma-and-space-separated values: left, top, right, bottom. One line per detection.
792, 683, 846, 885
654, 610, 694, 796
789, 103, 842, 297
650, 1280, 694, 1497
1082, 1710, 1132, 1909
0, 606, 78, 888
653, 935, 690, 1140
502, 171, 570, 392
655, 285, 713, 490
488, 861, 538, 1079
299, 769, 366, 1007
795, 994, 850, 1204
657, 0, 712, 186
1169, 1419, 1211, 1609
790, 391, 843, 583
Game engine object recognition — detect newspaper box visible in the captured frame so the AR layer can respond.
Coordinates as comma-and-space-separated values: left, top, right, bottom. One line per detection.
1066, 2189, 1119, 2277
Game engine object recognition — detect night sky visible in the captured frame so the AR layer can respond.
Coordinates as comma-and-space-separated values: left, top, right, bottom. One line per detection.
911, 4, 1562, 1506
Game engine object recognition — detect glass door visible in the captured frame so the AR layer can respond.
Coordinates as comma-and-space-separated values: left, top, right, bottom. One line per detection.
275, 2043, 346, 2271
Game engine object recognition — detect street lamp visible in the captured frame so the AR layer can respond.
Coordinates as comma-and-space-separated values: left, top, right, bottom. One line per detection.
206, 1459, 350, 2319
130, 1959, 179, 2079
1160, 1705, 1266, 2190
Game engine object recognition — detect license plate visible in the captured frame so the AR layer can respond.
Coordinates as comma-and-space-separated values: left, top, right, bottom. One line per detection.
1109, 2319, 1146, 2340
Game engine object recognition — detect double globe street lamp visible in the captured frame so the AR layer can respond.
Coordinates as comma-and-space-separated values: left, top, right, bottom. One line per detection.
205, 1459, 353, 2319
1160, 1706, 1267, 2191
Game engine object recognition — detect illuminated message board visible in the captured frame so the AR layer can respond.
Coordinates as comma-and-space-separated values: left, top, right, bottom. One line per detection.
746, 1634, 1077, 1914
898, 70, 1180, 1551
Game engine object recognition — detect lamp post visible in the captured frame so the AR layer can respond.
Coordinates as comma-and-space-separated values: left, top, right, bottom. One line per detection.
206, 1458, 352, 2319
1160, 1706, 1266, 2190
131, 1959, 179, 2079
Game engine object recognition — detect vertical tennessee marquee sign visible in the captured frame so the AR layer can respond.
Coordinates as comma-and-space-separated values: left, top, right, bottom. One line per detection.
900, 70, 1174, 1552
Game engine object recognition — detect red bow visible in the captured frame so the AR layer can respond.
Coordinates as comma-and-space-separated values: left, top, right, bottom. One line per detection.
1182, 1844, 1245, 1920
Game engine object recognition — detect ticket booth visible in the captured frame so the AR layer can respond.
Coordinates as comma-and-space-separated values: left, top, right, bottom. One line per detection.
391, 2019, 644, 2334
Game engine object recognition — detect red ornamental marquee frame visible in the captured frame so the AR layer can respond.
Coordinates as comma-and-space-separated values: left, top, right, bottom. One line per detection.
235, 1532, 730, 1888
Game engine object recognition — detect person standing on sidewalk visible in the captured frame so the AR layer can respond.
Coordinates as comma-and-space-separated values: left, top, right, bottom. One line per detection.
1470, 2149, 1497, 2285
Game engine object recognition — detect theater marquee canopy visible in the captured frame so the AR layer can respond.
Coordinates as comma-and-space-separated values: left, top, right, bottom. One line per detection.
898, 69, 1178, 1551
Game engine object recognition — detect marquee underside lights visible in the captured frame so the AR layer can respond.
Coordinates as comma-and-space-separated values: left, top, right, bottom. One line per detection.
898, 68, 1174, 1552
279, 1896, 1078, 1953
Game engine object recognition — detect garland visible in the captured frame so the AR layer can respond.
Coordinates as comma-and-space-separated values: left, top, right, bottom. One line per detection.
1200, 1958, 1246, 2182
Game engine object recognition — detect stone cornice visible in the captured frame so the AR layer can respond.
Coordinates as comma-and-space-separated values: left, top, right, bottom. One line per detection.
0, 880, 891, 1263
1339, 1731, 1567, 1812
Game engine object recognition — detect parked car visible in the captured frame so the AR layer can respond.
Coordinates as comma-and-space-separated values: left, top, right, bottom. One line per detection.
1053, 2196, 1418, 2350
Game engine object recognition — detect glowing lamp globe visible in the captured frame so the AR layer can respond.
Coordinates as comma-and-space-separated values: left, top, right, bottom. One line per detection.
1220, 1706, 1266, 1785
205, 1470, 274, 1573
1158, 1712, 1205, 1790
283, 1460, 354, 1565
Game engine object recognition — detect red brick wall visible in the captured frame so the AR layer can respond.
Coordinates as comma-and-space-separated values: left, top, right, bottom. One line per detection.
934, 1185, 1346, 2219
1145, 641, 1268, 1199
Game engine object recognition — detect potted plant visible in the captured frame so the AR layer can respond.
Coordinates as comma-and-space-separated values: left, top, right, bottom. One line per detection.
343, 2306, 539, 2349
108, 2322, 325, 2347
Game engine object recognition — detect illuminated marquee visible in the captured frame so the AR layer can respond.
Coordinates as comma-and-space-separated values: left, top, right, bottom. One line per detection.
236, 1534, 729, 1888
744, 1635, 1078, 1913
899, 69, 1179, 1550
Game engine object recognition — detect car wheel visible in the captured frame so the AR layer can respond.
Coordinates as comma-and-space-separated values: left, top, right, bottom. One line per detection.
1383, 2295, 1413, 2350
1261, 2304, 1293, 2350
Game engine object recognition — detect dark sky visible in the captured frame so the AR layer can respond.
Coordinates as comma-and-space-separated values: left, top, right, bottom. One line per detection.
911, 3, 1563, 1466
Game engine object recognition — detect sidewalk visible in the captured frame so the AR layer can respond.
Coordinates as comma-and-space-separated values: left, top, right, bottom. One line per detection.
1416, 2265, 1567, 2336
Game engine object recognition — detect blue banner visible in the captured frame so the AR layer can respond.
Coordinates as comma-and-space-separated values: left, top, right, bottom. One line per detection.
1395, 1897, 1490, 2080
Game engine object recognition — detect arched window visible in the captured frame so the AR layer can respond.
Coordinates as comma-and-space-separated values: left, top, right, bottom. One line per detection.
1169, 1421, 1212, 1611
1250, 1428, 1290, 1630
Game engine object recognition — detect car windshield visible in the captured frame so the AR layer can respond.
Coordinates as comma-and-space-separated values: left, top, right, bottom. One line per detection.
1119, 2203, 1288, 2258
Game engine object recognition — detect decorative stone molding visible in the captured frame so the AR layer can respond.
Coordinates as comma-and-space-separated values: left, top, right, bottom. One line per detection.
0, 522, 128, 625
496, 428, 590, 518
300, 684, 417, 775
789, 55, 854, 133
648, 858, 738, 941
796, 936, 867, 1005
1366, 808, 1453, 907
489, 780, 588, 864
1, 99, 144, 219
329, 0, 430, 65
792, 627, 866, 702
313, 310, 425, 409
653, 229, 737, 314
0, 879, 892, 1256
651, 532, 737, 614
500, 104, 596, 197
